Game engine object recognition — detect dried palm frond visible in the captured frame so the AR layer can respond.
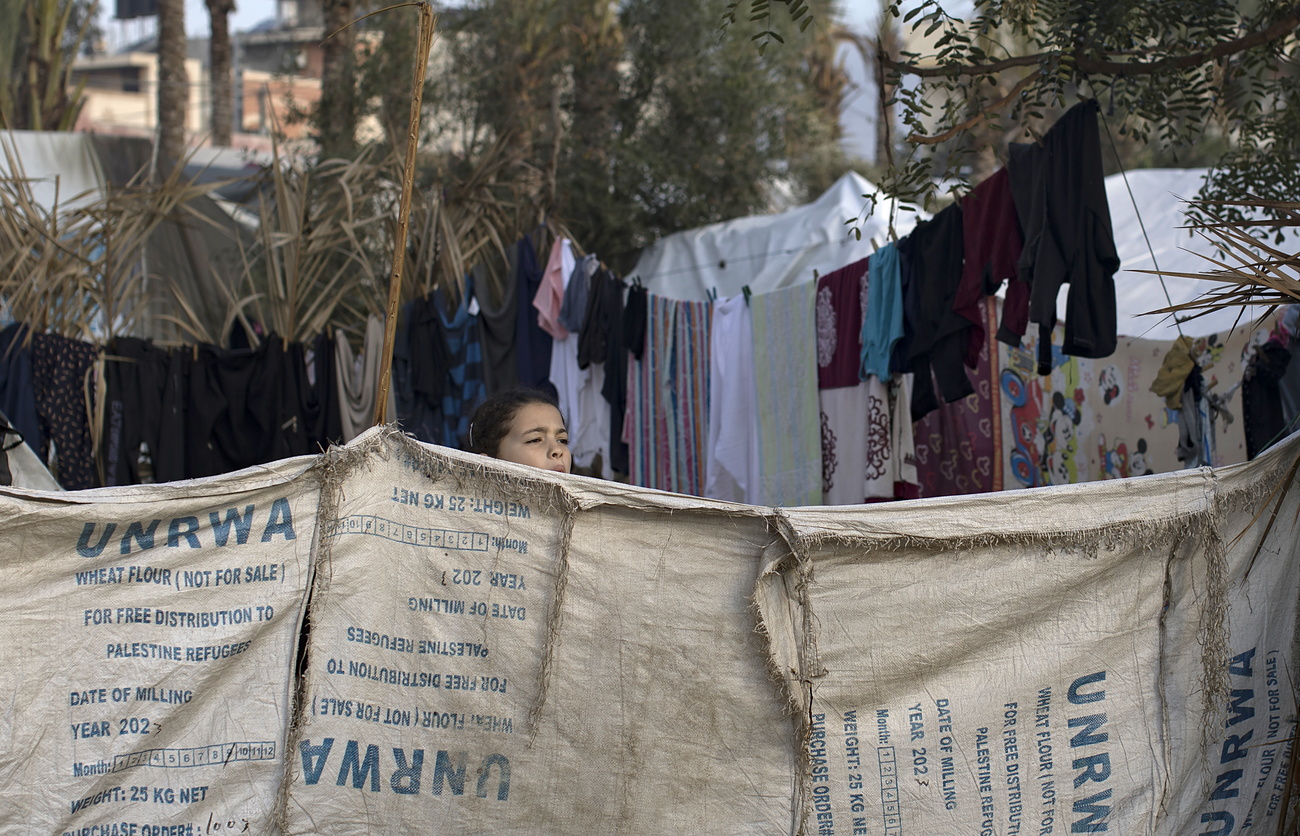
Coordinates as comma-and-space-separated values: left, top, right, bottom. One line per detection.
1140, 198, 1300, 328
0, 137, 228, 342
404, 131, 538, 305
223, 135, 392, 346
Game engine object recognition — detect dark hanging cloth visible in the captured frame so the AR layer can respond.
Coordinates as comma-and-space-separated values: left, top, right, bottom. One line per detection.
436, 273, 488, 449
1006, 99, 1120, 374
623, 283, 648, 361
888, 246, 915, 379
816, 257, 870, 390
959, 167, 1024, 365
560, 254, 597, 334
598, 271, 630, 473
102, 337, 173, 486
156, 348, 188, 482
408, 294, 453, 406
393, 299, 443, 444
1243, 341, 1292, 459
577, 267, 611, 370
897, 203, 974, 421
1176, 365, 1206, 467
32, 332, 101, 490
514, 236, 553, 389
0, 324, 42, 458
184, 341, 285, 479
473, 262, 519, 396
309, 331, 344, 449
281, 336, 342, 457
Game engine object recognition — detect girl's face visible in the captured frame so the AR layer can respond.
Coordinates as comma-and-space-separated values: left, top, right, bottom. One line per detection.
495, 403, 571, 474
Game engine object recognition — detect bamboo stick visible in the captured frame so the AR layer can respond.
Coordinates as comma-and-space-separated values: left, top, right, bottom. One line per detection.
373, 1, 436, 425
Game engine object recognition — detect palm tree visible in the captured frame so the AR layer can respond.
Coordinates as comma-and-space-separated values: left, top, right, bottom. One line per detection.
157, 0, 188, 169
207, 0, 235, 146
318, 0, 358, 159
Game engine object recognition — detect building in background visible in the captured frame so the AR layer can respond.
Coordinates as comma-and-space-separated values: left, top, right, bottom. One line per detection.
74, 0, 332, 151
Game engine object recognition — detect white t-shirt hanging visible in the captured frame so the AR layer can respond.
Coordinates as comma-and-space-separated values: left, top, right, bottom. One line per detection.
707, 294, 761, 503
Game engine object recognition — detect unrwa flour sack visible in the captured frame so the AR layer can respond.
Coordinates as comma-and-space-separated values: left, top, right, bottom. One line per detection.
760, 434, 1300, 835
282, 429, 796, 834
0, 455, 319, 835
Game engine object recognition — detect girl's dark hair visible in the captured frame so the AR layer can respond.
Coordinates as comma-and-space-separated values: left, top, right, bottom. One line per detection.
467, 389, 563, 457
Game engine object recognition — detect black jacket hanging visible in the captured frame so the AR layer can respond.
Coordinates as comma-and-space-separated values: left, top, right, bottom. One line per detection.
1006, 100, 1120, 374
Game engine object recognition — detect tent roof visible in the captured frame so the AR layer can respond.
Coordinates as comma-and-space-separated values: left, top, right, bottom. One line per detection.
630, 171, 922, 302
1105, 167, 1299, 341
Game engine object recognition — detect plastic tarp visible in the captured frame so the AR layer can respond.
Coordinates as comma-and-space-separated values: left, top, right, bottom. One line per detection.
2, 427, 1298, 834
0, 130, 106, 213
1106, 168, 1300, 342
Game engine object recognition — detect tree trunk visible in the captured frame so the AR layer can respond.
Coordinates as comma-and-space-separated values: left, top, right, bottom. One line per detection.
207, 0, 235, 146
157, 0, 188, 170
873, 5, 900, 169
318, 0, 357, 159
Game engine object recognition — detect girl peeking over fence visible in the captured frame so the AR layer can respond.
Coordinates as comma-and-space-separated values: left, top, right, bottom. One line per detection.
468, 390, 572, 474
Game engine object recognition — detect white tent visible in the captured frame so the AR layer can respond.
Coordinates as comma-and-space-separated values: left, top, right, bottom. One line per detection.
631, 167, 1296, 341
1106, 167, 1300, 341
0, 130, 105, 212
629, 171, 921, 301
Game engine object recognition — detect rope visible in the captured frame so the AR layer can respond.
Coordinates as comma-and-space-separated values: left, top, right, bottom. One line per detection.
629, 237, 870, 284
1099, 111, 1188, 344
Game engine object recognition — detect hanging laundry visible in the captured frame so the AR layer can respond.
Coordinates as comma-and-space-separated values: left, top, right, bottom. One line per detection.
859, 242, 903, 382
959, 167, 1024, 365
472, 262, 519, 396
184, 340, 286, 480
560, 254, 598, 334
392, 298, 445, 444
559, 255, 608, 474
0, 324, 41, 458
898, 203, 974, 420
334, 315, 393, 442
672, 298, 712, 496
624, 282, 648, 361
1149, 336, 1195, 409
101, 337, 183, 486
912, 298, 1001, 498
625, 294, 711, 495
888, 246, 915, 379
1242, 339, 1292, 459
891, 373, 920, 499
1176, 365, 1215, 468
751, 283, 822, 506
707, 293, 761, 503
577, 267, 611, 370
544, 241, 587, 457
283, 334, 342, 456
1005, 99, 1120, 374
815, 257, 893, 504
32, 332, 101, 490
587, 270, 629, 474
435, 273, 488, 449
514, 235, 553, 390
1277, 306, 1300, 433
534, 238, 573, 340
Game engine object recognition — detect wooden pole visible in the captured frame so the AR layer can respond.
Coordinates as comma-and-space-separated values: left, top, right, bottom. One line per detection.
373, 1, 436, 425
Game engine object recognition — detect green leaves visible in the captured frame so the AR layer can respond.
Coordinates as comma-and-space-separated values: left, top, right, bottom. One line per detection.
718, 0, 816, 54
863, 0, 1300, 232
